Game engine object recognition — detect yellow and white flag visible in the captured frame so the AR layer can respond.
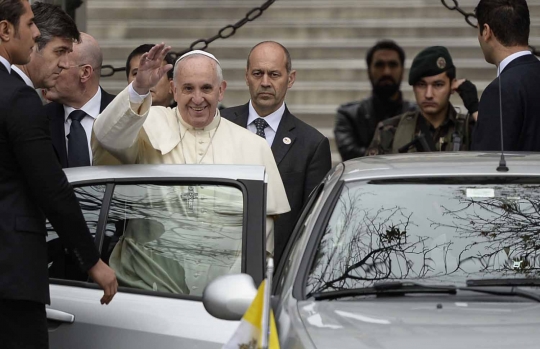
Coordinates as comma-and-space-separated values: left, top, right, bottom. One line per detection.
222, 280, 280, 349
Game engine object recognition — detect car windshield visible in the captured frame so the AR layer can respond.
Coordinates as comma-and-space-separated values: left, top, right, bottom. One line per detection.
307, 177, 540, 296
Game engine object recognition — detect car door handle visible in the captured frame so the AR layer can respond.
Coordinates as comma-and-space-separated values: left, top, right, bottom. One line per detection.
46, 308, 75, 324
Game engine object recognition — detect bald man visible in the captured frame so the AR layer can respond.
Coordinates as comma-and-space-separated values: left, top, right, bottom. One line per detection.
221, 41, 331, 264
44, 32, 116, 168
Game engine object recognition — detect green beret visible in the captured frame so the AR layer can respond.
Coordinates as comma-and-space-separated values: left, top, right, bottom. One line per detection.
408, 46, 455, 85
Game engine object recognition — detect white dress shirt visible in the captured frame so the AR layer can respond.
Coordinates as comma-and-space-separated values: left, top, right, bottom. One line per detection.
0, 56, 11, 73
498, 50, 532, 76
64, 88, 102, 164
247, 100, 285, 147
11, 65, 35, 88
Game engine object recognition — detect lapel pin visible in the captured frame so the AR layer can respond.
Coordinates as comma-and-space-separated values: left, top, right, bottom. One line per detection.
283, 137, 291, 145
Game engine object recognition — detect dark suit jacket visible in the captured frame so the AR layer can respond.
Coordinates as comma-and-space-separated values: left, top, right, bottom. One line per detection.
10, 67, 24, 82
0, 64, 99, 304
472, 54, 540, 151
44, 88, 116, 168
221, 103, 332, 263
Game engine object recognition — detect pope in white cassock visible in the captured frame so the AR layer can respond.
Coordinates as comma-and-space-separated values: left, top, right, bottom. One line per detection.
91, 44, 290, 295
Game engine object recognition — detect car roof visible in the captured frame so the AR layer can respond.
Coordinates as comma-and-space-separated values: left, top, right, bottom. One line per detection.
63, 164, 267, 183
341, 152, 540, 182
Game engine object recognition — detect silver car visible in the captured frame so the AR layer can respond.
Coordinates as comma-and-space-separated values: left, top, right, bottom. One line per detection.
205, 152, 540, 348
47, 164, 269, 348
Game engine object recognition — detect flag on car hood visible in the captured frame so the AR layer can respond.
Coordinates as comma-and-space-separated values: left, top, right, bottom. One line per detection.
222, 280, 279, 349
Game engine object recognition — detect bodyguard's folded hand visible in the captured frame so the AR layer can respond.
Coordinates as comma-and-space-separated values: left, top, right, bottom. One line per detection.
454, 79, 479, 114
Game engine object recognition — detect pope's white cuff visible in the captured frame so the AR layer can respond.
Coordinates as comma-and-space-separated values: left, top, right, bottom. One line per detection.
128, 82, 150, 103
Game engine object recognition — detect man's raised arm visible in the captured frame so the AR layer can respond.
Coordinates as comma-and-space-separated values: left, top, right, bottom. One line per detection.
92, 44, 173, 164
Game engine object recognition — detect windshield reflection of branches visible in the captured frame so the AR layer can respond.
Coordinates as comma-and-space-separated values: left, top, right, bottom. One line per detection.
307, 188, 449, 294
432, 186, 540, 278
46, 185, 105, 236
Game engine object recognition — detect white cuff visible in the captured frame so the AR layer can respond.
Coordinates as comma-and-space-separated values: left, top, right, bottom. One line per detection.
128, 82, 150, 104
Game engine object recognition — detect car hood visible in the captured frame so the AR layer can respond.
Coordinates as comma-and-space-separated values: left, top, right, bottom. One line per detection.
297, 299, 540, 349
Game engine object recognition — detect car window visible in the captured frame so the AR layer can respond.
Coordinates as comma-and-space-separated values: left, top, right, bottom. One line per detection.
306, 178, 540, 296
104, 183, 244, 296
48, 184, 107, 281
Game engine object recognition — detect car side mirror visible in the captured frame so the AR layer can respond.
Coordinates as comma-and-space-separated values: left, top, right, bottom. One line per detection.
202, 274, 258, 321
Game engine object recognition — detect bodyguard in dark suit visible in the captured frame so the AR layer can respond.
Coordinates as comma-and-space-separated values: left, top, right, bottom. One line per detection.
221, 41, 331, 264
472, 0, 540, 151
11, 1, 79, 93
44, 32, 116, 167
45, 87, 115, 167
0, 2, 117, 347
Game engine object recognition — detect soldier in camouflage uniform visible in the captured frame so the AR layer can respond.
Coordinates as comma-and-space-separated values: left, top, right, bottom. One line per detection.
367, 46, 479, 156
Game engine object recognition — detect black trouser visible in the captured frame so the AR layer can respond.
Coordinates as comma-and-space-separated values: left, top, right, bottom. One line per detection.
0, 299, 48, 349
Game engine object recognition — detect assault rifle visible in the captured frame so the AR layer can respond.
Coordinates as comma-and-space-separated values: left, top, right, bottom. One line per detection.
398, 134, 432, 153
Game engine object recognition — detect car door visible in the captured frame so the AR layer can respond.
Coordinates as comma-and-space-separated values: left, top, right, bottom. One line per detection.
47, 174, 266, 348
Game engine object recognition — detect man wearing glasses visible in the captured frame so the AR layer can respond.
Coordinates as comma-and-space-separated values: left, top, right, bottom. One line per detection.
367, 46, 479, 155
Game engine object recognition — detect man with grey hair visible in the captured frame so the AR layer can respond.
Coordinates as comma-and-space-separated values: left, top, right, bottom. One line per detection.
44, 32, 117, 168
11, 1, 79, 90
92, 44, 289, 294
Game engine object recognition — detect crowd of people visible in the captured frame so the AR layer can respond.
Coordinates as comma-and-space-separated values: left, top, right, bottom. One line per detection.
0, 0, 539, 347
336, 0, 540, 159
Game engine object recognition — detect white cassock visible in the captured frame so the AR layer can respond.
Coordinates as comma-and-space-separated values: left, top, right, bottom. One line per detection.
92, 86, 290, 295
107, 184, 245, 296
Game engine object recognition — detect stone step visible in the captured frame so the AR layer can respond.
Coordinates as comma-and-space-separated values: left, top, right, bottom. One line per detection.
87, 1, 540, 23
97, 38, 540, 83
87, 0, 493, 5
88, 18, 540, 41
87, 0, 482, 9
86, 2, 487, 21
87, 8, 484, 22
103, 65, 494, 85
100, 57, 498, 85
107, 57, 498, 69
98, 37, 515, 61
87, 0, 482, 8
100, 79, 493, 107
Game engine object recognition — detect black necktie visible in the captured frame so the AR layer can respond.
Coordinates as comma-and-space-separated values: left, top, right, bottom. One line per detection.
253, 118, 269, 139
68, 110, 90, 167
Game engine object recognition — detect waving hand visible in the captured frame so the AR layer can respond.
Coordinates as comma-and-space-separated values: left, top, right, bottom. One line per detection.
132, 43, 173, 95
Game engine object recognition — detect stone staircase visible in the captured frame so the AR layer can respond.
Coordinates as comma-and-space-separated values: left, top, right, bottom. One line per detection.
87, 0, 540, 164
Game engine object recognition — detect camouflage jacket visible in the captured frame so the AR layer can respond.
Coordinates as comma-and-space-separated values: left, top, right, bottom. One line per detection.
367, 104, 473, 156
334, 96, 417, 160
